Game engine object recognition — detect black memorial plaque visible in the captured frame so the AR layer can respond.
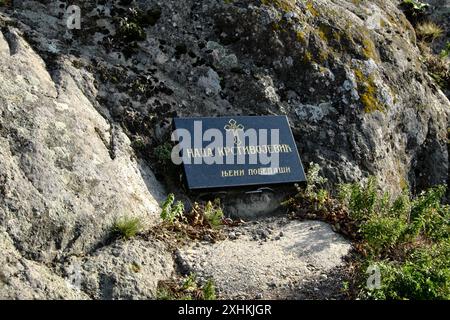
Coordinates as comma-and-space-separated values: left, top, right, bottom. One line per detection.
172, 116, 306, 190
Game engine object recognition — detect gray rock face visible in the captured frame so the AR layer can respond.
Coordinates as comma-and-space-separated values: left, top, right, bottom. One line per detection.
0, 229, 89, 299
2, 0, 447, 196
0, 15, 171, 299
23, 0, 450, 194
63, 239, 174, 300
0, 25, 165, 262
0, 0, 449, 299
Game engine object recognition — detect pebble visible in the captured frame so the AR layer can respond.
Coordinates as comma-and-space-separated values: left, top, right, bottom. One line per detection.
203, 234, 213, 242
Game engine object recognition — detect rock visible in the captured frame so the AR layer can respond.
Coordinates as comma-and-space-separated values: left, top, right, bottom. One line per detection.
0, 229, 89, 300
0, 25, 166, 263
0, 0, 448, 198
206, 41, 239, 70
0, 0, 449, 299
63, 239, 174, 300
220, 187, 293, 219
0, 18, 172, 299
197, 68, 222, 97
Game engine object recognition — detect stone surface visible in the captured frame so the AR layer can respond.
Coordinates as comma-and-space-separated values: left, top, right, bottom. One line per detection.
63, 239, 174, 300
0, 23, 165, 263
0, 229, 89, 299
1, 0, 446, 195
177, 219, 351, 299
0, 0, 449, 299
0, 14, 171, 299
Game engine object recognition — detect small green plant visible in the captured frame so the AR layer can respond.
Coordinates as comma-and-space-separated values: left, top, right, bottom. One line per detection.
365, 243, 450, 300
154, 142, 173, 165
304, 162, 328, 200
131, 137, 147, 153
202, 279, 217, 300
338, 180, 449, 299
283, 162, 331, 211
338, 176, 380, 221
203, 199, 224, 229
401, 0, 429, 16
441, 42, 450, 58
341, 281, 350, 293
116, 18, 146, 42
157, 275, 217, 300
421, 44, 450, 91
361, 216, 408, 254
416, 22, 444, 43
182, 274, 198, 292
287, 171, 449, 299
157, 194, 225, 242
112, 216, 143, 239
156, 287, 175, 300
160, 193, 185, 224
408, 186, 449, 240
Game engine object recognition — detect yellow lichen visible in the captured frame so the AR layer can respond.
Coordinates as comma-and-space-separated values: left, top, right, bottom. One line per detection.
399, 176, 409, 191
318, 24, 331, 42
354, 69, 385, 113
296, 30, 307, 44
306, 0, 319, 17
318, 49, 329, 62
271, 21, 281, 31
354, 69, 364, 82
361, 37, 378, 61
360, 89, 383, 113
261, 0, 297, 12
332, 30, 342, 43
303, 51, 313, 63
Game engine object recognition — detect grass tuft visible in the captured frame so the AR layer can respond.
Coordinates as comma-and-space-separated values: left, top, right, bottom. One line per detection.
416, 22, 444, 43
112, 216, 143, 240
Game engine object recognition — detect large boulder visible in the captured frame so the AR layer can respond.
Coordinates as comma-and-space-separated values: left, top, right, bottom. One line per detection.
0, 23, 166, 262
3, 0, 448, 194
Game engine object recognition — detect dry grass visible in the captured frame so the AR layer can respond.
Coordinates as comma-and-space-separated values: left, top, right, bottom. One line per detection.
416, 22, 444, 42
419, 42, 450, 90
